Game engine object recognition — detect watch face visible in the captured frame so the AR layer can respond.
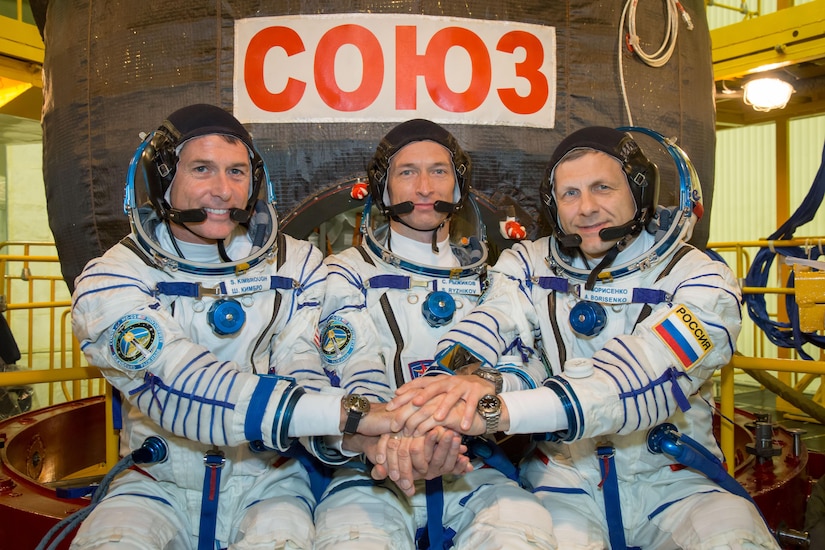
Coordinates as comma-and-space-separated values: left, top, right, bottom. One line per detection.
345, 394, 371, 414
477, 394, 501, 414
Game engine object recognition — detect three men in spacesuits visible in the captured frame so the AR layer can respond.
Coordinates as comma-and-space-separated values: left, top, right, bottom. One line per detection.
313, 119, 557, 549
390, 126, 780, 549
69, 103, 775, 549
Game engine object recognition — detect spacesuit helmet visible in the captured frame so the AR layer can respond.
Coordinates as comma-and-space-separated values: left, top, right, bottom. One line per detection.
138, 103, 267, 226
367, 119, 471, 218
361, 191, 488, 279
540, 126, 659, 249
363, 119, 485, 276
124, 104, 278, 275
544, 126, 703, 286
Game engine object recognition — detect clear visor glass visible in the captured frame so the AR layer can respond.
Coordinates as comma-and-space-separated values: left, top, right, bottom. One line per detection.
551, 127, 703, 280
363, 193, 488, 276
123, 135, 278, 275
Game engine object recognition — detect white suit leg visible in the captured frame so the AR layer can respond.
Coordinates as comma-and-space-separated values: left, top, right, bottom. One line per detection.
520, 454, 607, 550
228, 496, 314, 550
446, 469, 557, 550
641, 491, 779, 550
69, 472, 193, 550
313, 468, 415, 550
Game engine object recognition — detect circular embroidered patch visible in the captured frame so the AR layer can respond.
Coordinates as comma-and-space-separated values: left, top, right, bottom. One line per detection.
320, 315, 355, 366
109, 314, 164, 371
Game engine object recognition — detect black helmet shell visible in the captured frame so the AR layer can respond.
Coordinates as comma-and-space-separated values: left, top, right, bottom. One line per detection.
141, 104, 266, 221
540, 126, 659, 243
366, 119, 471, 214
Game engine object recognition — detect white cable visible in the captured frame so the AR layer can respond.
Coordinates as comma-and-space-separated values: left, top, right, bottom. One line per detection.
627, 0, 680, 68
784, 257, 825, 271
618, 0, 635, 125
618, 0, 694, 124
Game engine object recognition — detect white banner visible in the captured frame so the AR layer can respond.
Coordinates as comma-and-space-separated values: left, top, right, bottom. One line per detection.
234, 13, 556, 128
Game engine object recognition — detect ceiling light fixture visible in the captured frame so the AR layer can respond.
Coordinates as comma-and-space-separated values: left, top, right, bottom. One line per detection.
742, 77, 795, 112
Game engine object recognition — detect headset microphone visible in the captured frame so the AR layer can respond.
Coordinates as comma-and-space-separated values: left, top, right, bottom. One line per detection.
386, 201, 457, 218
230, 208, 250, 223
554, 213, 641, 249
167, 207, 251, 224
433, 200, 458, 213
385, 201, 415, 217
599, 220, 640, 242
559, 234, 582, 248
167, 208, 207, 224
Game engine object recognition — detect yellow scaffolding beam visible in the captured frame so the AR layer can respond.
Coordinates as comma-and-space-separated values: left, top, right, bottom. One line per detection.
711, 0, 825, 81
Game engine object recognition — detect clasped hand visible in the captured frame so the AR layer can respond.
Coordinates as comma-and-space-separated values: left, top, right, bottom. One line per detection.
350, 401, 472, 497
354, 372, 496, 495
387, 371, 494, 436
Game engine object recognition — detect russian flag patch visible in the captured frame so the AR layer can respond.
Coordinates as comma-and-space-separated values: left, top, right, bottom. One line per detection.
653, 304, 714, 370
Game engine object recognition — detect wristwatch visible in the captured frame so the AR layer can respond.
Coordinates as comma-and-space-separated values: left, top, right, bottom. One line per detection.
341, 394, 371, 435
477, 394, 502, 434
473, 366, 503, 394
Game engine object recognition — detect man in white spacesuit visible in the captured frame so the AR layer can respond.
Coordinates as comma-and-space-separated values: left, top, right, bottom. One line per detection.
313, 119, 557, 550
390, 127, 780, 549
69, 105, 462, 550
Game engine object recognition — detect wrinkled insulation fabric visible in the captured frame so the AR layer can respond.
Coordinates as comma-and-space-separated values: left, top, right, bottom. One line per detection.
35, 1, 714, 291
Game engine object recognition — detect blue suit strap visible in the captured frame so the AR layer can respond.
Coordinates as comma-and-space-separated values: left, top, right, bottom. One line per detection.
198, 449, 225, 550
534, 276, 671, 305
112, 388, 123, 430
155, 281, 201, 297
534, 276, 570, 292
417, 439, 511, 550
366, 274, 411, 290
267, 276, 298, 291
155, 276, 297, 299
279, 442, 332, 502
648, 425, 761, 505
647, 423, 777, 543
597, 445, 628, 550
424, 478, 446, 549
465, 436, 519, 481
631, 288, 671, 304
55, 485, 97, 499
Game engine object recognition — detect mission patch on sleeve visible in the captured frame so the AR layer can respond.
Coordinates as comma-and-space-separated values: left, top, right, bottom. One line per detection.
109, 314, 164, 371
320, 315, 355, 366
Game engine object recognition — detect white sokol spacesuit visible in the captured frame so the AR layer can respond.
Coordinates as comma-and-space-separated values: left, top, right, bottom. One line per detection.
313, 120, 557, 550
436, 128, 779, 550
70, 105, 343, 550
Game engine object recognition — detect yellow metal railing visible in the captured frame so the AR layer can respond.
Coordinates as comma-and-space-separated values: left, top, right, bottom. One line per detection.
708, 237, 825, 469
718, 357, 825, 469
706, 0, 761, 19
0, 241, 116, 467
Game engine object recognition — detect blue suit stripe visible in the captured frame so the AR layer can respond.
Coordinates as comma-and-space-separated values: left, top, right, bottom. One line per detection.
245, 375, 280, 441
543, 377, 584, 441
131, 363, 240, 445
532, 486, 588, 495
74, 281, 154, 303
442, 311, 507, 364
326, 263, 364, 291
705, 319, 736, 353
594, 351, 644, 431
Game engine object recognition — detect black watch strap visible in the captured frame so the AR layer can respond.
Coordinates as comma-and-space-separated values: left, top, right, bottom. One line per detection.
344, 410, 362, 435
342, 394, 370, 435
